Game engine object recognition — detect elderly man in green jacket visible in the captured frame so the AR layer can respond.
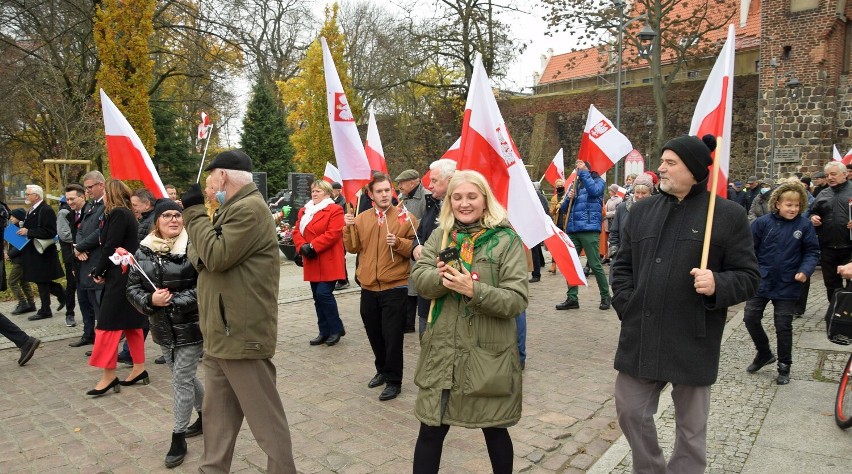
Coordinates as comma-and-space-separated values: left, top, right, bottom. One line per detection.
181, 150, 296, 474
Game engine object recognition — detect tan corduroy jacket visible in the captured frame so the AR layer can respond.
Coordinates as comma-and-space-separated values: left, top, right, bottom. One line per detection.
343, 205, 417, 291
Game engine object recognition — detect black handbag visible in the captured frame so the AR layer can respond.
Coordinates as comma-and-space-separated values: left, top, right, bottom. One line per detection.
825, 287, 852, 345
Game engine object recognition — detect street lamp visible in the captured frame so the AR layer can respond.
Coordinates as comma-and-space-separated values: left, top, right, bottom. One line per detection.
613, 2, 656, 184
645, 118, 655, 170
786, 75, 802, 98
769, 57, 778, 180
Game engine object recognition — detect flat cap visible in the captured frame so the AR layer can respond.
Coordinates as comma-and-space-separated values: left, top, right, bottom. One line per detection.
395, 169, 419, 182
204, 149, 253, 172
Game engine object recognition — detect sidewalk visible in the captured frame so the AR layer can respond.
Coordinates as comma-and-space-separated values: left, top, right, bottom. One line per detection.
1, 253, 851, 472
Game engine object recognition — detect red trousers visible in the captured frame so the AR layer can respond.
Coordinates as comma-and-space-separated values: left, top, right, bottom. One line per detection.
89, 328, 145, 369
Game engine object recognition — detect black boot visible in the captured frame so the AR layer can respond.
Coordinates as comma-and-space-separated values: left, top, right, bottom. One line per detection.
185, 412, 202, 438
776, 363, 791, 385
746, 352, 776, 373
164, 431, 187, 468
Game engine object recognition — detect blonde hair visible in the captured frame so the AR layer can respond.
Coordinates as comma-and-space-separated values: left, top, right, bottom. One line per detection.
438, 170, 508, 230
311, 180, 333, 197
768, 180, 808, 216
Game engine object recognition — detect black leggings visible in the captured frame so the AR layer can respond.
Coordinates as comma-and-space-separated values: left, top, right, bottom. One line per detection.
412, 423, 513, 474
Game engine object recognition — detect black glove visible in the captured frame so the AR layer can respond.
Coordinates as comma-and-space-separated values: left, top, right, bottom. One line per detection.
180, 184, 204, 209
300, 244, 318, 259
294, 254, 303, 267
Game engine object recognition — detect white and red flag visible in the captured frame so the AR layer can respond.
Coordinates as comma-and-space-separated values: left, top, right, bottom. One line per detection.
321, 37, 371, 204
197, 111, 211, 141
100, 89, 167, 199
833, 145, 852, 164
543, 148, 565, 186
690, 24, 735, 198
457, 54, 586, 286
323, 161, 342, 184
615, 185, 627, 199
576, 105, 633, 175
365, 109, 389, 174
422, 137, 460, 188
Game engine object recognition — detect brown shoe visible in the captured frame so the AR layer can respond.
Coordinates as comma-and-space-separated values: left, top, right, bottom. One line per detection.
548, 263, 557, 274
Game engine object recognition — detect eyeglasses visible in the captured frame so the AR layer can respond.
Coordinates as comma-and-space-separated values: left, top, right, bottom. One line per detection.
159, 213, 183, 221
84, 183, 103, 191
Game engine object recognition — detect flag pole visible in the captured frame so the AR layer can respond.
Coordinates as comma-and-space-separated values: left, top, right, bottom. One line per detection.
195, 124, 214, 184
700, 137, 723, 269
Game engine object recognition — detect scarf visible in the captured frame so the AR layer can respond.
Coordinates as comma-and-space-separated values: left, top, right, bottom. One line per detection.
299, 198, 334, 235
429, 221, 511, 326
141, 228, 188, 255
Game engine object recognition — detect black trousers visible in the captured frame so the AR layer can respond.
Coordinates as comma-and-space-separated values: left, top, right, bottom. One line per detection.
820, 247, 852, 300
35, 281, 64, 313
531, 243, 544, 278
360, 287, 407, 384
59, 242, 76, 315
0, 312, 29, 347
405, 295, 418, 331
413, 423, 513, 474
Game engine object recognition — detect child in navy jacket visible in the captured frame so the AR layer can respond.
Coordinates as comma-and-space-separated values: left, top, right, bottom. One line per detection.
744, 180, 820, 385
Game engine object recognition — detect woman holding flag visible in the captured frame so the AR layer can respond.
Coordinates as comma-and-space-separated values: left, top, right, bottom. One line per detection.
411, 170, 528, 474
292, 180, 347, 346
86, 180, 147, 397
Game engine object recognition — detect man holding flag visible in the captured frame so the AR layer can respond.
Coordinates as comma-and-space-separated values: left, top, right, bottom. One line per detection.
556, 160, 610, 310
611, 135, 758, 472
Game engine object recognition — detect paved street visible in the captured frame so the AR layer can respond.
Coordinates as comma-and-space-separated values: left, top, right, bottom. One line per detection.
1, 252, 851, 472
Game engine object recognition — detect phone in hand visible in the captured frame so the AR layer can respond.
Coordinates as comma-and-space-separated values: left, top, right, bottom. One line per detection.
439, 246, 461, 271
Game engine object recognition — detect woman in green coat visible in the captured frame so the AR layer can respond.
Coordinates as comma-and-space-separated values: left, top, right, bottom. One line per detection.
411, 170, 528, 474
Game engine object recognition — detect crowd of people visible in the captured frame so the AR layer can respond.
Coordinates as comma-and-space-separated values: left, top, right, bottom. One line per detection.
2, 134, 852, 472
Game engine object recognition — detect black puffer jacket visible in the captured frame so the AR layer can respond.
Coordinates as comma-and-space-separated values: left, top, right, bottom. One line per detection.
127, 241, 202, 348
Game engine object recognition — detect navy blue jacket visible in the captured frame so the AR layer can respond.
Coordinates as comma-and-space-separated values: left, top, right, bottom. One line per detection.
751, 213, 820, 300
560, 170, 604, 233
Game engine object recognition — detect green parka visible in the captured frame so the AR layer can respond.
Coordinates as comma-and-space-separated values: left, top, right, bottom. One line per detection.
411, 221, 528, 428
184, 183, 280, 359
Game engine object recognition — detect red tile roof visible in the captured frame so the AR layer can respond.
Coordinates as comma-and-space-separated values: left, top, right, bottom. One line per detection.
537, 0, 760, 86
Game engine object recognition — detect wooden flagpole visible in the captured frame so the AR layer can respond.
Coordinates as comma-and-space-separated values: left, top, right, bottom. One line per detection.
700, 137, 723, 269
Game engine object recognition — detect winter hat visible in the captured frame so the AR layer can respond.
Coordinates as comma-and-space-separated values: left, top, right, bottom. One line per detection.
331, 182, 342, 190
395, 169, 419, 182
632, 174, 654, 189
10, 208, 26, 221
643, 171, 659, 185
204, 149, 253, 172
661, 134, 716, 182
153, 199, 183, 222
608, 184, 620, 193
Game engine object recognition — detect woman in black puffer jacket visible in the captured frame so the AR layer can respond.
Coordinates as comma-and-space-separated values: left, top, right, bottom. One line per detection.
126, 200, 203, 469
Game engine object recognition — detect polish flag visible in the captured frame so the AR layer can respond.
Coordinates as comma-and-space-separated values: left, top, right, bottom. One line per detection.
564, 169, 578, 190
844, 150, 852, 165
321, 37, 371, 204
422, 137, 460, 188
365, 109, 389, 174
100, 89, 167, 199
615, 185, 627, 199
323, 161, 342, 184
197, 111, 211, 141
457, 54, 586, 286
576, 105, 633, 175
834, 145, 852, 165
689, 24, 735, 198
543, 148, 565, 187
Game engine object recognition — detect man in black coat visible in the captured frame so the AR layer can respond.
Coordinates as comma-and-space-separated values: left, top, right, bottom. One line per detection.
611, 135, 759, 473
69, 171, 106, 348
17, 185, 66, 320
808, 160, 852, 300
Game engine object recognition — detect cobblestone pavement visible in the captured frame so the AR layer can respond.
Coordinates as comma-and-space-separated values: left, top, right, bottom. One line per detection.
0, 252, 626, 472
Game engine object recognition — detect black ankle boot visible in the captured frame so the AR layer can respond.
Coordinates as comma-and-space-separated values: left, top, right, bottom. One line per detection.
777, 363, 791, 385
185, 412, 202, 438
165, 431, 187, 468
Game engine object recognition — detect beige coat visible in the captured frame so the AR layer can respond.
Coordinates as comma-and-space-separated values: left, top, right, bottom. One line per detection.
411, 222, 528, 428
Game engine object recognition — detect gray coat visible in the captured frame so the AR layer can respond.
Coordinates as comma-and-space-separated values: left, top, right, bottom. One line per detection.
74, 199, 105, 291
611, 182, 759, 386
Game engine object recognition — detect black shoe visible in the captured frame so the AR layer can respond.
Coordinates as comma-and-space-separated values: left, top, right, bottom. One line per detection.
117, 354, 133, 366
334, 281, 350, 291
520, 361, 525, 371
69, 337, 94, 347
27, 311, 52, 321
185, 413, 202, 438
793, 312, 803, 319
529, 276, 541, 283
310, 335, 328, 346
65, 315, 76, 327
85, 350, 92, 357
379, 383, 401, 401
583, 265, 591, 276
746, 353, 776, 373
119, 370, 150, 386
165, 431, 187, 468
155, 355, 166, 365
326, 333, 343, 346
11, 302, 34, 315
776, 363, 791, 385
368, 373, 386, 388
18, 337, 41, 366
555, 299, 579, 310
57, 300, 66, 312
86, 378, 121, 397
599, 296, 611, 310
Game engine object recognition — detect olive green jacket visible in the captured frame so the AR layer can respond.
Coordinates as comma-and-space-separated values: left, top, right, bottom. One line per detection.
411, 222, 528, 428
184, 183, 280, 359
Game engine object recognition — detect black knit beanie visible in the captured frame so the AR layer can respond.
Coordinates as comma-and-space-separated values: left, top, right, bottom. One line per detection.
10, 208, 26, 221
153, 199, 183, 222
661, 134, 717, 182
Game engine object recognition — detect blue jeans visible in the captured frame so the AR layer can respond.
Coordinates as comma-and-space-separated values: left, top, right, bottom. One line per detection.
517, 311, 527, 364
311, 282, 344, 336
